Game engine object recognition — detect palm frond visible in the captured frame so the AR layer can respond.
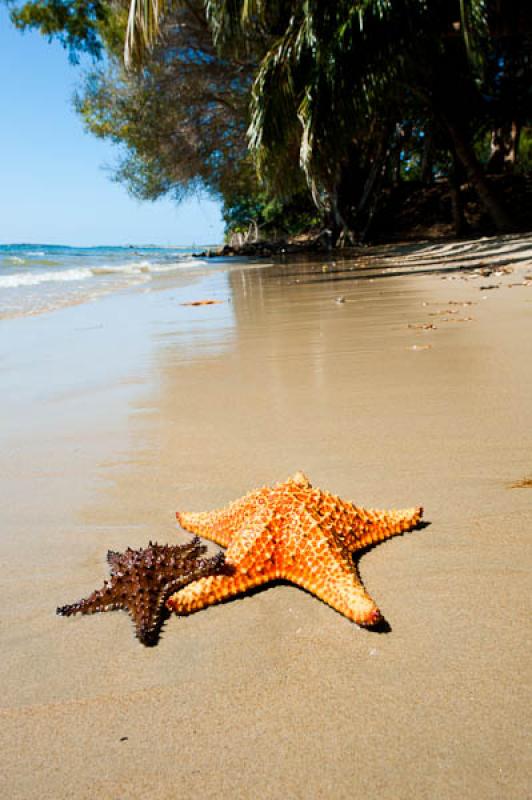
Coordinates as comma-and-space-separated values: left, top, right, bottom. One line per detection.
124, 0, 166, 68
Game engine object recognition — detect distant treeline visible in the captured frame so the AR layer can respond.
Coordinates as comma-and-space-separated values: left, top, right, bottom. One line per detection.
9, 0, 532, 244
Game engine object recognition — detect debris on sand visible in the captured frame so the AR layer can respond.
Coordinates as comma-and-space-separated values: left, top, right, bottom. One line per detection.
181, 299, 224, 306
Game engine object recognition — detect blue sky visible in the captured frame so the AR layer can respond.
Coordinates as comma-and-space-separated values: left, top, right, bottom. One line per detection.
0, 6, 224, 246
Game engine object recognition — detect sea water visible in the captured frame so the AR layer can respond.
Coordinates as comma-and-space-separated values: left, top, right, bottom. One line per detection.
0, 243, 218, 319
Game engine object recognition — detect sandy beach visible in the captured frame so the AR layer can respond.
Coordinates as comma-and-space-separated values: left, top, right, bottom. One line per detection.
1, 232, 531, 799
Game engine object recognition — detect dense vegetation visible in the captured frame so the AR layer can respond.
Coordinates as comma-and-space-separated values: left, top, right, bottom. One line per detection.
7, 0, 532, 244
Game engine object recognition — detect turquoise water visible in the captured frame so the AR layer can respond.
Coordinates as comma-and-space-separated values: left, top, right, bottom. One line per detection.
0, 243, 218, 318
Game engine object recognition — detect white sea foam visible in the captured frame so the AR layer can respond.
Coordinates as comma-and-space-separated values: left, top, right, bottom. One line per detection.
90, 258, 207, 276
0, 257, 209, 290
0, 246, 213, 319
0, 268, 91, 288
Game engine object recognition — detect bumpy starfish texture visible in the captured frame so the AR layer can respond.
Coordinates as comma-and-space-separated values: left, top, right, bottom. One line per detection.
167, 473, 423, 626
57, 539, 224, 646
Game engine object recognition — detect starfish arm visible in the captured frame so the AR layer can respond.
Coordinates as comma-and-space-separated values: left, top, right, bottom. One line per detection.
132, 566, 219, 645
286, 553, 381, 626
176, 488, 268, 547
166, 571, 271, 615
168, 505, 278, 613
176, 510, 230, 546
340, 505, 423, 551
57, 583, 120, 617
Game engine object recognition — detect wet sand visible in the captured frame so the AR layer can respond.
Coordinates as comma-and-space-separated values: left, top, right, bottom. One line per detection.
1, 233, 531, 799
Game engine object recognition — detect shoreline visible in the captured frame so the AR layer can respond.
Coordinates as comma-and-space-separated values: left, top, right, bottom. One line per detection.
1, 230, 531, 323
1, 233, 531, 798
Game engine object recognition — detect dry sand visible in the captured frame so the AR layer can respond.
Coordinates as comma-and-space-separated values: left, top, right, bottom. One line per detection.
1, 233, 531, 799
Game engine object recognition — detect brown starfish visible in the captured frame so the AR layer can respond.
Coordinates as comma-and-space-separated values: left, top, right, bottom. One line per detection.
57, 539, 224, 646
167, 473, 423, 627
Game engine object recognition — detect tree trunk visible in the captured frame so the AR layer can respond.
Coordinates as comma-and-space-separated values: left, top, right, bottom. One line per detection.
355, 126, 392, 241
444, 117, 514, 231
310, 175, 356, 247
328, 188, 355, 247
358, 154, 385, 217
487, 122, 521, 173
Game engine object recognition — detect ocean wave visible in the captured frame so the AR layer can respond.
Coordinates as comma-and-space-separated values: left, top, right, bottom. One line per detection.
0, 268, 92, 288
5, 256, 26, 264
90, 260, 152, 276
90, 258, 207, 276
0, 256, 208, 291
150, 258, 208, 273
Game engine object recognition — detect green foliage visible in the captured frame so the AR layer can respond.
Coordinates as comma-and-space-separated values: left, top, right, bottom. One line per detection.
223, 188, 319, 239
517, 128, 532, 168
73, 0, 316, 233
74, 2, 255, 204
7, 0, 127, 60
210, 0, 531, 235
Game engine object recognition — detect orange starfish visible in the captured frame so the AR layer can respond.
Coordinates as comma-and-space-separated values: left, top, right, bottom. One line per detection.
167, 473, 423, 626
